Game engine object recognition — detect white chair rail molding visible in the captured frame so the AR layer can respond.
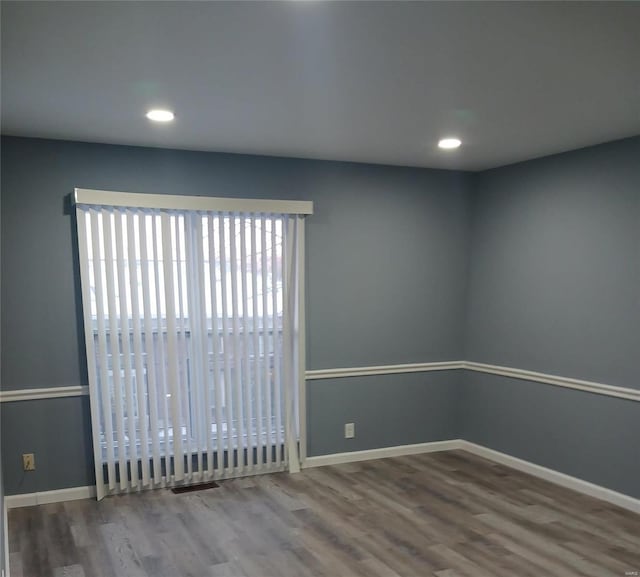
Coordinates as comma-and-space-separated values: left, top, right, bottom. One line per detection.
3, 360, 638, 403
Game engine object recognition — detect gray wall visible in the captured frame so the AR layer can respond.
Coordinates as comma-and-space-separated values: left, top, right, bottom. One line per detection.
0, 136, 471, 494
308, 372, 458, 457
2, 134, 638, 501
1, 397, 95, 496
466, 137, 640, 388
459, 371, 640, 499
463, 136, 640, 497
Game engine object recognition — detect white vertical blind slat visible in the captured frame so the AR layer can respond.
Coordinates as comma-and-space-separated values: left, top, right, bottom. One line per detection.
207, 215, 226, 477
271, 219, 282, 466
174, 214, 193, 480
126, 211, 151, 487
282, 216, 291, 469
218, 215, 234, 472
162, 213, 184, 481
103, 212, 128, 490
261, 216, 273, 468
114, 211, 137, 487
76, 210, 107, 500
151, 215, 171, 483
184, 213, 204, 476
229, 215, 245, 470
240, 216, 254, 469
196, 214, 207, 475
90, 210, 117, 490
139, 214, 163, 484
251, 217, 264, 468
195, 215, 213, 478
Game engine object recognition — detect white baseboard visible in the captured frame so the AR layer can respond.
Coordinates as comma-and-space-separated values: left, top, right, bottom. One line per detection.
302, 439, 640, 515
4, 441, 639, 517
457, 441, 640, 514
5, 485, 96, 510
302, 440, 462, 468
3, 499, 9, 577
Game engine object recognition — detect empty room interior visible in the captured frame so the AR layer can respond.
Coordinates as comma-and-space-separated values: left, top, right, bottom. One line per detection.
1, 2, 639, 576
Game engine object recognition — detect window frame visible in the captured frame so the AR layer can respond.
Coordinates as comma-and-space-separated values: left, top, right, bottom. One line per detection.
74, 188, 312, 497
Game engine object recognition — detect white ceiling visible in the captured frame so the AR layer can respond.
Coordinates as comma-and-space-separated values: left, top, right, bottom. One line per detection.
2, 1, 639, 171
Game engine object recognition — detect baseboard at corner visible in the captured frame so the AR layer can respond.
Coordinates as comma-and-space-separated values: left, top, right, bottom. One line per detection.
302, 439, 462, 468
5, 485, 96, 510
3, 499, 9, 577
301, 439, 640, 515
458, 441, 640, 514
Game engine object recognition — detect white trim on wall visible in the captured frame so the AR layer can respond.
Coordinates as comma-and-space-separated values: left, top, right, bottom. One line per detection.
6, 441, 639, 515
306, 361, 640, 402
457, 441, 640, 514
3, 361, 639, 403
305, 361, 464, 380
465, 361, 640, 402
302, 440, 460, 468
3, 499, 9, 577
0, 386, 89, 403
306, 440, 640, 514
5, 486, 96, 510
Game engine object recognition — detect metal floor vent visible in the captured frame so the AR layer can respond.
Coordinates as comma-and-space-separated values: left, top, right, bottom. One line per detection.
171, 481, 220, 494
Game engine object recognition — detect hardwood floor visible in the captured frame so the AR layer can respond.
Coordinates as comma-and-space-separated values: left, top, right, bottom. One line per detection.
8, 450, 640, 577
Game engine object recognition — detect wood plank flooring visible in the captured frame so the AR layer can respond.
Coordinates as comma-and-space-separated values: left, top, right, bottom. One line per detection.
8, 450, 640, 577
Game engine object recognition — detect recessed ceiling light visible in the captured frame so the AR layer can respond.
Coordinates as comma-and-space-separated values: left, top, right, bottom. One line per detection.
146, 109, 175, 122
438, 138, 462, 150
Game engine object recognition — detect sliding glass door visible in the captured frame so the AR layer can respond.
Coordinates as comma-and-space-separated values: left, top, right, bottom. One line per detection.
74, 190, 310, 499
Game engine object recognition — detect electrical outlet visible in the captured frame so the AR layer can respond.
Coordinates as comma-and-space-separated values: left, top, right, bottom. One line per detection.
344, 422, 355, 439
22, 453, 35, 471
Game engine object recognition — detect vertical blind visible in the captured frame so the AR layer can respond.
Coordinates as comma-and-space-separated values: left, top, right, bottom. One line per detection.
74, 190, 310, 499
